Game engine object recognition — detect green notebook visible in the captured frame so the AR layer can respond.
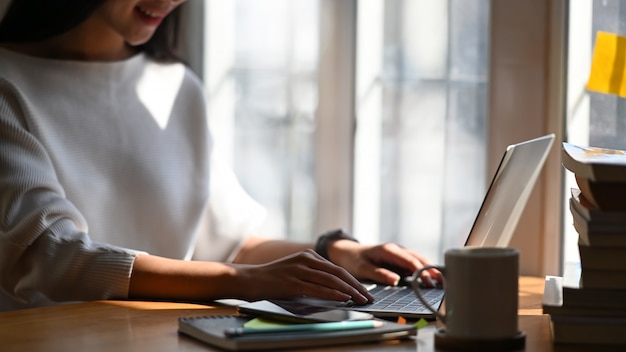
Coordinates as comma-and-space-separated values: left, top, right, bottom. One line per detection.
178, 315, 416, 351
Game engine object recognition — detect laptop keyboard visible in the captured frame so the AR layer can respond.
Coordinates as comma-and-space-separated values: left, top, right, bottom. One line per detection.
356, 285, 443, 314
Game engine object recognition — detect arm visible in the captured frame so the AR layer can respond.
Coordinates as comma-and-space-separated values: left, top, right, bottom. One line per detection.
0, 120, 372, 306
0, 88, 137, 306
327, 239, 442, 286
231, 234, 441, 288
128, 250, 373, 304
230, 236, 312, 264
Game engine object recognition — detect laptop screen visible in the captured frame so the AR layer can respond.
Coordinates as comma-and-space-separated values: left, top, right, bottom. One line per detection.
463, 134, 555, 248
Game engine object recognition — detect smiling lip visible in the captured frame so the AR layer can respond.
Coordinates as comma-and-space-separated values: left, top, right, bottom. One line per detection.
134, 6, 167, 26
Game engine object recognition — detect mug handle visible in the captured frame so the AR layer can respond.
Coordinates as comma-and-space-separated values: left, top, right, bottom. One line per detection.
411, 265, 446, 322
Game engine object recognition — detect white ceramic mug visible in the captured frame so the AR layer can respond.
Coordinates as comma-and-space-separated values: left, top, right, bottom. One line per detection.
413, 247, 519, 340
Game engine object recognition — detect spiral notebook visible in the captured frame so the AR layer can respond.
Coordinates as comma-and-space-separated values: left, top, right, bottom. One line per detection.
178, 315, 416, 351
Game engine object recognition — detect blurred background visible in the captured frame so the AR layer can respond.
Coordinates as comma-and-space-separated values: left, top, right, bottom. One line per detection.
178, 0, 623, 276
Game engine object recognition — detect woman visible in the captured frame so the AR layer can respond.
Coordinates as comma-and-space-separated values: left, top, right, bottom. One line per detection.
0, 0, 438, 311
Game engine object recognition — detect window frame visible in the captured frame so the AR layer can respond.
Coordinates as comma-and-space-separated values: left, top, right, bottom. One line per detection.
189, 0, 567, 276
488, 0, 566, 276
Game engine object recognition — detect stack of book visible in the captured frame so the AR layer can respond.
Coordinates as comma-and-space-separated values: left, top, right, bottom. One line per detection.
542, 142, 626, 345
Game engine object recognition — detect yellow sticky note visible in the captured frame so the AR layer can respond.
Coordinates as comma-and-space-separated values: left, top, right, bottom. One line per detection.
587, 31, 626, 97
243, 317, 290, 329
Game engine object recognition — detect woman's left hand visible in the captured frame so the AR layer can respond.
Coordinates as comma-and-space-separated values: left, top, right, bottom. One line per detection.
326, 240, 442, 287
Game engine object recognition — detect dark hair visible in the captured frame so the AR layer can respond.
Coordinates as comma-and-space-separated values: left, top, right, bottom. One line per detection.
0, 0, 183, 62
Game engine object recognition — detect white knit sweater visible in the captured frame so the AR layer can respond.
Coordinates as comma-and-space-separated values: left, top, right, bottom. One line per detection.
0, 48, 265, 311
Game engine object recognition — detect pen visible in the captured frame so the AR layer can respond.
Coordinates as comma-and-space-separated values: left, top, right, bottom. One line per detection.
224, 320, 383, 337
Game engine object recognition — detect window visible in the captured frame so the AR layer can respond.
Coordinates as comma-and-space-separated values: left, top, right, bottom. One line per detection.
231, 0, 320, 242
202, 0, 490, 264
203, 0, 319, 243
565, 0, 626, 267
201, 1, 559, 272
354, 1, 490, 263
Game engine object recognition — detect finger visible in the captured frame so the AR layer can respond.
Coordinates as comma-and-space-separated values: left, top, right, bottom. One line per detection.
358, 263, 403, 286
287, 261, 371, 303
301, 268, 372, 304
417, 269, 437, 287
367, 244, 444, 284
297, 251, 374, 303
414, 265, 444, 287
312, 265, 374, 303
368, 243, 425, 274
250, 265, 362, 303
414, 260, 443, 283
384, 245, 443, 283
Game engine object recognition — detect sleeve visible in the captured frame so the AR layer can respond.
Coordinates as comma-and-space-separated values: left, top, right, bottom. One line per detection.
0, 82, 140, 308
192, 152, 267, 263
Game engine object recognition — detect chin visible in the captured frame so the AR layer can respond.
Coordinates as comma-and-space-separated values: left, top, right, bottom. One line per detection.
125, 31, 157, 47
126, 38, 152, 47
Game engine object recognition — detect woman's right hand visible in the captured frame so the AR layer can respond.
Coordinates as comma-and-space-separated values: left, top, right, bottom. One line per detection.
232, 249, 374, 304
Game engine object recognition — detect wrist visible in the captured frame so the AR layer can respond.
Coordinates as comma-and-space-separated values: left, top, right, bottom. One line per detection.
314, 229, 358, 261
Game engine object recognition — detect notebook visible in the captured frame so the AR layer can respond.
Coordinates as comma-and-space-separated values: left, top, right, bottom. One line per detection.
299, 134, 556, 319
178, 315, 416, 351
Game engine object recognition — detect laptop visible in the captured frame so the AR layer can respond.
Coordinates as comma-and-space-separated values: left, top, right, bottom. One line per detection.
300, 134, 555, 319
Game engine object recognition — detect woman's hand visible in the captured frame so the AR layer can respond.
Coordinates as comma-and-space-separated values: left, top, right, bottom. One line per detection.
232, 249, 374, 304
326, 240, 442, 287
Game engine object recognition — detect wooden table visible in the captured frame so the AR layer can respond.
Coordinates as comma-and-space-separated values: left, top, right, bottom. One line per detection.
0, 277, 552, 351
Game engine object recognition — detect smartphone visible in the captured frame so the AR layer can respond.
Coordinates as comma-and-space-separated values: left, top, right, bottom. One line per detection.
237, 299, 374, 323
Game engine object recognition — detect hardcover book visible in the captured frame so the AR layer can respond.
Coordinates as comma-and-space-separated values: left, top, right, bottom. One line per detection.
543, 276, 626, 314
574, 175, 626, 211
562, 142, 626, 210
570, 188, 626, 223
570, 202, 626, 247
550, 314, 626, 345
580, 268, 626, 290
562, 142, 626, 183
578, 240, 626, 271
544, 276, 626, 345
544, 269, 626, 310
